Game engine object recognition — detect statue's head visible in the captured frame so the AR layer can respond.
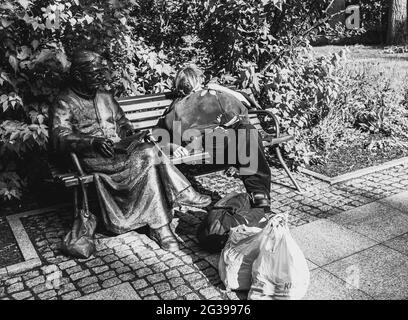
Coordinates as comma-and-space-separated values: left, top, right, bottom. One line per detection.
174, 64, 204, 96
70, 50, 108, 96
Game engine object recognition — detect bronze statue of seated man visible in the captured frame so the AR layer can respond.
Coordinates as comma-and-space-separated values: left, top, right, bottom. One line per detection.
50, 50, 211, 252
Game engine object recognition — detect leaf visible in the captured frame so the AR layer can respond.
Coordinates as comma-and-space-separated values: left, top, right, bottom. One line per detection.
8, 55, 18, 72
18, 0, 30, 10
85, 15, 94, 24
1, 18, 13, 28
31, 39, 39, 50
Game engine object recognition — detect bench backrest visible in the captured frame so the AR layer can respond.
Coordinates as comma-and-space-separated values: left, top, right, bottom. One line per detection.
117, 91, 263, 131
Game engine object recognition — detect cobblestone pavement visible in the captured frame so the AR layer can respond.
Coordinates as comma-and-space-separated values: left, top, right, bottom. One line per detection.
1, 163, 408, 300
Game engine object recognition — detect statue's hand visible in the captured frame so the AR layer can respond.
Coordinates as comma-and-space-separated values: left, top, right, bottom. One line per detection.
125, 128, 138, 137
92, 137, 114, 158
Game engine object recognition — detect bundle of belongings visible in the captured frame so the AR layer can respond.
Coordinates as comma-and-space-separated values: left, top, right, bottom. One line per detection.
197, 192, 310, 300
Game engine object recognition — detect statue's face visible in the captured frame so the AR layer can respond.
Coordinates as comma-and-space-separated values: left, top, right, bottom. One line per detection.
76, 57, 109, 94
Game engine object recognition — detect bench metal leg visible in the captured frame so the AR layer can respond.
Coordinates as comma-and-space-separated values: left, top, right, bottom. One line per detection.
275, 146, 303, 193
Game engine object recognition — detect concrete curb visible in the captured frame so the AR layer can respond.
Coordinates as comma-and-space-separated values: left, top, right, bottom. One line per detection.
299, 156, 408, 185
2, 203, 71, 277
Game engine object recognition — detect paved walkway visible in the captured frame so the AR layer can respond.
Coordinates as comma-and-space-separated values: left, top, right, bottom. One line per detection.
1, 164, 408, 300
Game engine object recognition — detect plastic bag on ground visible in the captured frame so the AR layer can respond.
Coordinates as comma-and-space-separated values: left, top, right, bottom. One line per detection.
218, 225, 263, 291
248, 214, 310, 300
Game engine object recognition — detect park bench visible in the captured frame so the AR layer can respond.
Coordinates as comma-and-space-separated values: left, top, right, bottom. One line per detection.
48, 90, 302, 209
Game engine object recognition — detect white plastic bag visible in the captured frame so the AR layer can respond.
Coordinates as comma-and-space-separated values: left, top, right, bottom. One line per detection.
218, 225, 263, 291
248, 214, 310, 300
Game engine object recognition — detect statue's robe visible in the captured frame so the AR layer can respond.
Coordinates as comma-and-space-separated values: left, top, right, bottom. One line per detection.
51, 89, 191, 234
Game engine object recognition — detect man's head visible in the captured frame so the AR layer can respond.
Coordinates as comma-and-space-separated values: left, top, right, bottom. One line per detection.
70, 50, 108, 96
174, 65, 204, 96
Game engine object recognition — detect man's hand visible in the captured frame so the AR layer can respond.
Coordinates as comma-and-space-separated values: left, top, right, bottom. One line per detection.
92, 137, 114, 158
173, 145, 189, 158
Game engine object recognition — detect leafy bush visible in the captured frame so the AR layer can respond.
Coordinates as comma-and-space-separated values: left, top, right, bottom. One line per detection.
0, 0, 397, 203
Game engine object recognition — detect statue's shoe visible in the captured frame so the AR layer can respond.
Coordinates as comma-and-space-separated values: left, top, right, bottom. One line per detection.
149, 224, 179, 252
250, 192, 271, 208
174, 187, 212, 208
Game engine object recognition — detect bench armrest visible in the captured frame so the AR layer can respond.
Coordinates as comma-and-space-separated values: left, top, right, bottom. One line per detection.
70, 152, 86, 176
248, 109, 281, 139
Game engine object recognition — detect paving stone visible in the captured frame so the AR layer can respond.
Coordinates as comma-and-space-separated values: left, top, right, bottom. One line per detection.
146, 273, 166, 284
57, 283, 76, 295
144, 295, 160, 300
144, 257, 160, 265
116, 266, 131, 274
103, 254, 119, 263
7, 282, 24, 294
152, 262, 169, 272
98, 271, 116, 281
160, 290, 178, 300
38, 290, 57, 300
26, 276, 45, 288
291, 219, 378, 266
185, 273, 202, 283
139, 287, 155, 297
122, 256, 139, 265
136, 267, 153, 277
110, 261, 125, 269
82, 283, 101, 295
11, 291, 32, 300
185, 293, 200, 300
22, 270, 41, 281
32, 283, 48, 294
131, 279, 148, 290
329, 202, 408, 242
70, 270, 91, 282
154, 282, 171, 293
118, 273, 135, 282
304, 268, 371, 300
116, 250, 133, 258
102, 277, 122, 289
65, 265, 82, 275
383, 233, 408, 256
324, 244, 408, 300
170, 277, 185, 288
175, 285, 192, 296
95, 248, 114, 257
92, 266, 109, 274
85, 258, 104, 268
178, 265, 195, 275
129, 261, 146, 271
62, 291, 81, 300
77, 276, 98, 288
5, 277, 22, 286
166, 258, 185, 268
200, 287, 221, 299
191, 279, 209, 290
165, 270, 180, 279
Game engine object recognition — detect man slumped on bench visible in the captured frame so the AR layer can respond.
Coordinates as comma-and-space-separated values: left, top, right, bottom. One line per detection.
156, 65, 272, 208
50, 50, 211, 252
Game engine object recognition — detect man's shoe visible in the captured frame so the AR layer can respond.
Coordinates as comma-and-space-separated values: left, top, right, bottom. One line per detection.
149, 224, 180, 252
174, 187, 212, 208
250, 192, 271, 208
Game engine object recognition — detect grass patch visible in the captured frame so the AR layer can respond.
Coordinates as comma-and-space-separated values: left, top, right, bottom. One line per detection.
302, 45, 408, 177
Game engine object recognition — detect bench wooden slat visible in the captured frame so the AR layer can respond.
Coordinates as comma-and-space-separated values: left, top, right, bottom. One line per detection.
120, 100, 173, 112
118, 92, 176, 104
126, 109, 166, 121
131, 119, 160, 130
